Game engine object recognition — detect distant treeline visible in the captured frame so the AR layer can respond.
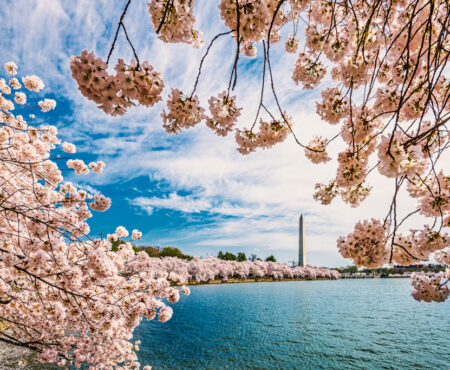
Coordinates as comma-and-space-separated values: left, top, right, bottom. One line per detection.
111, 240, 277, 262
217, 251, 276, 262
337, 265, 446, 275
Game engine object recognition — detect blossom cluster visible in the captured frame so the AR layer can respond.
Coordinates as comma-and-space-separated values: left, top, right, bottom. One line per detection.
38, 98, 56, 112
148, 0, 204, 47
159, 89, 293, 153
161, 89, 204, 134
411, 271, 450, 302
337, 219, 390, 268
206, 91, 242, 136
313, 181, 339, 205
316, 88, 349, 125
89, 160, 106, 174
219, 0, 289, 47
304, 136, 331, 164
339, 182, 372, 208
377, 133, 427, 179
418, 171, 449, 218
292, 53, 326, 89
338, 217, 450, 290
70, 50, 164, 115
285, 34, 299, 53
235, 115, 291, 154
435, 248, 450, 266
0, 64, 185, 368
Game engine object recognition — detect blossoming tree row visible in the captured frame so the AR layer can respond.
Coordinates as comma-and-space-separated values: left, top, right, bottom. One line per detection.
138, 255, 341, 282
71, 0, 450, 302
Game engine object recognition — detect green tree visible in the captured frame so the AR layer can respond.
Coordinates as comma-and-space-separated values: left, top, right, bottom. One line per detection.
160, 246, 192, 260
265, 255, 276, 262
223, 252, 237, 260
217, 251, 237, 260
343, 265, 358, 273
237, 252, 247, 262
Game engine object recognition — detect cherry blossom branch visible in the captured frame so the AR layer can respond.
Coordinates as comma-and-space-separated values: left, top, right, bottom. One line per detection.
106, 0, 133, 65
190, 30, 233, 98
227, 0, 241, 94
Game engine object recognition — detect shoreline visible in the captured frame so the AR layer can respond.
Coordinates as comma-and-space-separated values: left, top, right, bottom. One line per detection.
340, 275, 410, 279
186, 277, 324, 286
184, 275, 410, 286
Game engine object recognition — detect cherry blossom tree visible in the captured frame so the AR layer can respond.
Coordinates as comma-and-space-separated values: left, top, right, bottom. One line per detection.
142, 255, 340, 283
71, 0, 449, 302
0, 62, 191, 368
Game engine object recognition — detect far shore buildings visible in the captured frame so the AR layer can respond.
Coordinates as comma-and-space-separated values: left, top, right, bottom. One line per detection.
299, 214, 306, 266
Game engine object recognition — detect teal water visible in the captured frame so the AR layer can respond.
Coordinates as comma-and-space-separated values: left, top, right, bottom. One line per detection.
135, 279, 449, 369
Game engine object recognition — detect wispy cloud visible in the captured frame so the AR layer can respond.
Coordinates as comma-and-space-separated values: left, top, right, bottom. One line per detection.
2, 0, 430, 267
132, 193, 212, 214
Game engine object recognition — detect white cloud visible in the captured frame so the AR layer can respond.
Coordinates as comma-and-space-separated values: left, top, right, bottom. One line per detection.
2, 1, 444, 267
132, 193, 211, 214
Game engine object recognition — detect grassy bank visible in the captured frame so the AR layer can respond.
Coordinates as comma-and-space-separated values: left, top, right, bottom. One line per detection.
185, 277, 337, 286
183, 275, 411, 286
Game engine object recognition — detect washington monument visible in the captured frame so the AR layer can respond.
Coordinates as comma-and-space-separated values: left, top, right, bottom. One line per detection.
299, 214, 306, 266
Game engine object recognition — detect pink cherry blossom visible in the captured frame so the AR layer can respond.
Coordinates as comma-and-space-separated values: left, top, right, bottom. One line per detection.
337, 219, 390, 268
132, 229, 143, 240
14, 92, 26, 105
158, 305, 173, 323
115, 226, 129, 238
22, 75, 44, 92
411, 271, 450, 302
38, 98, 56, 112
305, 136, 331, 163
285, 34, 299, 53
4, 61, 18, 75
61, 142, 76, 153
90, 195, 111, 212
292, 53, 326, 89
148, 0, 203, 47
67, 159, 89, 175
89, 161, 105, 174
313, 181, 339, 205
71, 50, 164, 116
206, 91, 241, 136
161, 89, 204, 134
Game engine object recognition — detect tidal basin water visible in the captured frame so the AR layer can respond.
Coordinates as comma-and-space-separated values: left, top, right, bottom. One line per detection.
135, 279, 449, 369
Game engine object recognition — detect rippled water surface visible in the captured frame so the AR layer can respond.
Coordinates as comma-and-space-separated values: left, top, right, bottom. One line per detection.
135, 279, 449, 369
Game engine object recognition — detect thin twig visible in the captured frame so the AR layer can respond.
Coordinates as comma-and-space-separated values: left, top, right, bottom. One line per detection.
107, 0, 133, 64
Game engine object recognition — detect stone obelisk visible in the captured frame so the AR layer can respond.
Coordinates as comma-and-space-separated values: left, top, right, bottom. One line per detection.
299, 214, 306, 266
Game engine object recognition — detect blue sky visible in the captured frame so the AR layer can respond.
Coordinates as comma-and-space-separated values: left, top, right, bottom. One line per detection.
1, 0, 418, 267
